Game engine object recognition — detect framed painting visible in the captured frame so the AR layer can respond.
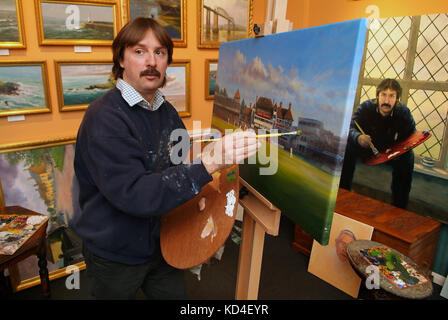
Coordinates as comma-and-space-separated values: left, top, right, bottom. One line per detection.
35, 0, 118, 46
160, 59, 191, 118
123, 0, 187, 47
55, 61, 114, 112
211, 19, 368, 245
0, 137, 85, 292
205, 59, 217, 100
198, 0, 253, 49
0, 61, 51, 117
0, 0, 26, 49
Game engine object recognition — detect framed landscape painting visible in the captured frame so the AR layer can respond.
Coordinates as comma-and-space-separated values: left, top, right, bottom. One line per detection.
0, 61, 51, 117
160, 60, 190, 117
198, 0, 253, 48
125, 0, 186, 47
55, 61, 114, 111
0, 138, 85, 292
0, 0, 26, 49
211, 19, 368, 245
205, 59, 217, 100
35, 0, 118, 46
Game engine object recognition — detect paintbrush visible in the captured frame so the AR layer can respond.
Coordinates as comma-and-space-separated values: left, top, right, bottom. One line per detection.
353, 120, 380, 158
193, 130, 302, 143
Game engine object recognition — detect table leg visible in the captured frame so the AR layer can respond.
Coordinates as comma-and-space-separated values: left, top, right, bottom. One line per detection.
37, 236, 51, 298
235, 211, 266, 300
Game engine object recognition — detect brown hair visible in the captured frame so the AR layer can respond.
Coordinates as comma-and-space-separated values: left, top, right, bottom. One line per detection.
376, 78, 402, 107
112, 17, 173, 80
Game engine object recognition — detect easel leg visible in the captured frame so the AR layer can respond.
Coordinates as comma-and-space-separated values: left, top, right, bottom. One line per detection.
235, 211, 266, 300
37, 236, 51, 298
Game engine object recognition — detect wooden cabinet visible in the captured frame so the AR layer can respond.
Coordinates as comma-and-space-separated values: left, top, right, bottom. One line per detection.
292, 189, 442, 273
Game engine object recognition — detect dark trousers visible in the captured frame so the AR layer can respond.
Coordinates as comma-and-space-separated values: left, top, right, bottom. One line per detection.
340, 142, 414, 209
82, 244, 186, 300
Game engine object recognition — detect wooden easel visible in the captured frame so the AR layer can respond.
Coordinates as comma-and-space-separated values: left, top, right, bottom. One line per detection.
235, 178, 281, 300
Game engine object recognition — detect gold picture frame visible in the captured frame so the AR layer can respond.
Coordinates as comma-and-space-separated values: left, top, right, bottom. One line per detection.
122, 0, 187, 48
197, 0, 253, 49
0, 61, 51, 117
160, 59, 191, 118
0, 0, 26, 49
205, 59, 217, 100
0, 137, 86, 293
55, 60, 114, 112
35, 0, 118, 46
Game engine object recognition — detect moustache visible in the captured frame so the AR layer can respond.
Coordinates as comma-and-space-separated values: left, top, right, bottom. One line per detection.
381, 103, 391, 108
140, 67, 161, 78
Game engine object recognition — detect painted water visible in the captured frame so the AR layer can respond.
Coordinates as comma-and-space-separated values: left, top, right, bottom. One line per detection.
0, 65, 46, 111
62, 74, 112, 106
0, 8, 19, 42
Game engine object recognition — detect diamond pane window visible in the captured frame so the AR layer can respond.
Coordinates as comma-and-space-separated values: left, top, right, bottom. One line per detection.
413, 14, 448, 81
408, 89, 448, 160
364, 16, 411, 79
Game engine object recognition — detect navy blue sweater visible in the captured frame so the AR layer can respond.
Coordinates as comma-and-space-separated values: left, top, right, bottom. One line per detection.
71, 88, 212, 264
348, 99, 416, 151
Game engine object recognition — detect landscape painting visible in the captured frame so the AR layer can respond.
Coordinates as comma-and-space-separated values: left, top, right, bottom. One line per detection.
160, 60, 190, 117
0, 62, 50, 117
211, 19, 368, 244
198, 0, 252, 48
37, 0, 117, 45
128, 0, 186, 47
205, 59, 218, 100
0, 141, 83, 290
0, 0, 25, 48
55, 62, 114, 111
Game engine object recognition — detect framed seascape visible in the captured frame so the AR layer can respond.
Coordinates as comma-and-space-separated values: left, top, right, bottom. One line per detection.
0, 61, 51, 117
198, 0, 253, 49
0, 0, 26, 49
124, 0, 187, 47
211, 19, 368, 245
0, 138, 85, 292
55, 61, 114, 111
205, 59, 218, 100
35, 0, 118, 46
160, 59, 190, 118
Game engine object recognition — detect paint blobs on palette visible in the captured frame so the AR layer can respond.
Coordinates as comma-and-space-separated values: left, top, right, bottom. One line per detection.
201, 216, 217, 242
225, 189, 236, 217
226, 168, 236, 183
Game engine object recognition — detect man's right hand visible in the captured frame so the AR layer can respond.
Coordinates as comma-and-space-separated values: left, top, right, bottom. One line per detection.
201, 130, 261, 175
357, 134, 372, 148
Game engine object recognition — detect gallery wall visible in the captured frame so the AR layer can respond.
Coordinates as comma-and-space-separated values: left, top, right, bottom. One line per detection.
0, 0, 267, 149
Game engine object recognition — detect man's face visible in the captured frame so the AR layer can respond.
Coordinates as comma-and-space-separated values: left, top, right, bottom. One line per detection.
120, 29, 168, 102
377, 88, 398, 117
335, 233, 355, 262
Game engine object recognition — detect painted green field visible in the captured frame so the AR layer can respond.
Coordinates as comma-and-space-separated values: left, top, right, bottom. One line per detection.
212, 116, 339, 245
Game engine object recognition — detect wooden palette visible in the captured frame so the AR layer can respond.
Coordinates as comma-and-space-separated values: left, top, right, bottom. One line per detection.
160, 165, 239, 269
363, 131, 431, 166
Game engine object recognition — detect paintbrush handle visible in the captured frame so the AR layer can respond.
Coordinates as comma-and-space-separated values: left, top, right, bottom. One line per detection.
354, 120, 379, 155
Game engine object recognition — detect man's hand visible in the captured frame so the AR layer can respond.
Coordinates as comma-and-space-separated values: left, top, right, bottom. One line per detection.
357, 134, 373, 148
201, 130, 261, 175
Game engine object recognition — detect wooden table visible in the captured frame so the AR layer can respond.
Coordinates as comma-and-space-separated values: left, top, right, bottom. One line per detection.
346, 240, 433, 299
0, 206, 50, 298
292, 189, 441, 273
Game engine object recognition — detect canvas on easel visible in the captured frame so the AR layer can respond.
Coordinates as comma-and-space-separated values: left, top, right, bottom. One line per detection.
211, 19, 368, 245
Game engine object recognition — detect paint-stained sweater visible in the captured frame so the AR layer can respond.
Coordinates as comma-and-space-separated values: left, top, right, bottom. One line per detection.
71, 88, 212, 265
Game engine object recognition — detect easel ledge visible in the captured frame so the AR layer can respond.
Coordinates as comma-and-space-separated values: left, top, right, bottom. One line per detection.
235, 177, 281, 300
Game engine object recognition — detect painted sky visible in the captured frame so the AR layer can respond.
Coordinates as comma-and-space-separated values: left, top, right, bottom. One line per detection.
216, 19, 367, 137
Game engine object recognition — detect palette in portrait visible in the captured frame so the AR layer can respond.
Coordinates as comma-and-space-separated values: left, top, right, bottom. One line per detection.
211, 19, 368, 245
